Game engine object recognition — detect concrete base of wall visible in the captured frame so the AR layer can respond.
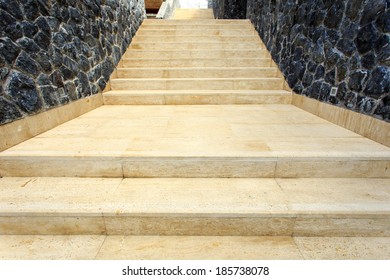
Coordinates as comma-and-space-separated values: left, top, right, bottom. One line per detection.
0, 94, 103, 152
293, 94, 390, 148
156, 0, 181, 19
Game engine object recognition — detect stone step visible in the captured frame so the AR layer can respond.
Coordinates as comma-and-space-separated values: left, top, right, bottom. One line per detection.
132, 35, 260, 43
103, 90, 292, 105
173, 9, 214, 19
143, 19, 251, 25
130, 41, 264, 50
115, 67, 278, 79
123, 49, 270, 59
139, 24, 253, 30
110, 78, 283, 90
120, 58, 272, 68
2, 235, 390, 259
0, 105, 389, 178
136, 29, 257, 36
173, 14, 215, 19
0, 177, 389, 236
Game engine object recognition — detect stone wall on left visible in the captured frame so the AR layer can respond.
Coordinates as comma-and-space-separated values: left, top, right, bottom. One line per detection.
0, 0, 146, 125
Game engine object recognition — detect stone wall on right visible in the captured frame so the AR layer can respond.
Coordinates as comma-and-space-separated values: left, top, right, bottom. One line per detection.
214, 0, 390, 122
213, 0, 247, 19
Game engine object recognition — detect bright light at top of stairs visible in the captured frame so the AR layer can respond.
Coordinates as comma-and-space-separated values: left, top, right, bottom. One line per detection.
179, 0, 209, 8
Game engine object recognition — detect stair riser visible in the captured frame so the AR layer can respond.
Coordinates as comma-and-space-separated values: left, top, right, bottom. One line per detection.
1, 215, 389, 236
0, 157, 388, 178
115, 68, 278, 79
123, 50, 270, 59
174, 11, 214, 15
174, 15, 214, 20
136, 30, 256, 36
110, 79, 283, 90
130, 42, 264, 50
139, 25, 253, 30
120, 59, 271, 68
132, 36, 260, 43
173, 15, 215, 20
143, 19, 251, 25
103, 92, 292, 105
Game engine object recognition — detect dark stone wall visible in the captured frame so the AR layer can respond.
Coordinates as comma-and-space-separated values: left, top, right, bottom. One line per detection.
0, 0, 145, 125
213, 0, 246, 19
213, 0, 390, 122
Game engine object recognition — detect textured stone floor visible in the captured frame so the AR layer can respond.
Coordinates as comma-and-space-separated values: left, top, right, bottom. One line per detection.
0, 105, 389, 178
1, 235, 390, 260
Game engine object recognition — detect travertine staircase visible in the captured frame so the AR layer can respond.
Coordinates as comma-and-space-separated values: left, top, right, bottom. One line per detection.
0, 9, 389, 260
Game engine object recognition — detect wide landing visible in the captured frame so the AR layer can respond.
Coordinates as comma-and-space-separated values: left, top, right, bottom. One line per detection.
0, 105, 389, 178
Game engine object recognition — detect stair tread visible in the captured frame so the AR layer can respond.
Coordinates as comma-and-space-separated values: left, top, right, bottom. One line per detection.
120, 60, 272, 68
132, 36, 260, 40
128, 48, 268, 53
1, 176, 389, 235
114, 69, 278, 79
131, 41, 263, 44
103, 90, 292, 105
121, 58, 269, 61
0, 105, 389, 179
111, 77, 281, 81
140, 26, 254, 29
1, 105, 388, 159
132, 37, 261, 43
124, 49, 268, 56
1, 235, 390, 260
1, 177, 389, 215
134, 33, 259, 37
143, 19, 250, 22
105, 89, 291, 94
129, 42, 264, 50
116, 66, 276, 70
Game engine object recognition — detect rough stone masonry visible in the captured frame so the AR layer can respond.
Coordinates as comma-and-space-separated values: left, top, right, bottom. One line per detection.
213, 0, 390, 122
0, 0, 146, 125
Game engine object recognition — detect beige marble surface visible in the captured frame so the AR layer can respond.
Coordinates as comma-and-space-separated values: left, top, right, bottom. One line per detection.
292, 93, 390, 147
139, 24, 253, 30
138, 23, 255, 29
173, 8, 214, 19
143, 19, 251, 24
277, 178, 390, 213
104, 216, 295, 236
132, 36, 259, 44
136, 30, 252, 36
294, 217, 390, 237
132, 36, 260, 43
1, 235, 390, 260
120, 58, 272, 68
294, 237, 390, 260
103, 90, 291, 105
0, 177, 121, 213
0, 235, 105, 260
110, 78, 282, 91
0, 216, 106, 235
0, 94, 103, 152
104, 178, 288, 214
123, 50, 270, 59
96, 236, 302, 260
0, 177, 389, 235
130, 42, 263, 50
0, 105, 389, 178
115, 67, 276, 78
